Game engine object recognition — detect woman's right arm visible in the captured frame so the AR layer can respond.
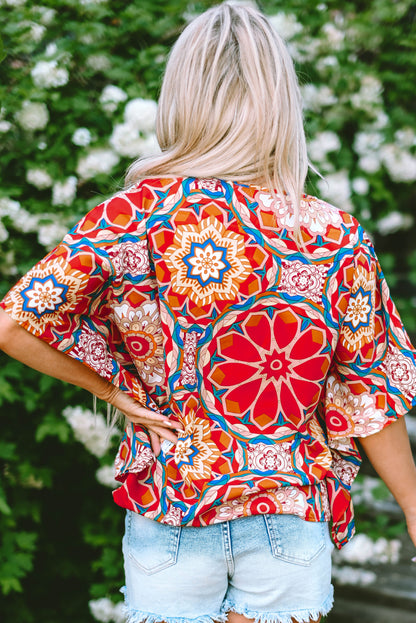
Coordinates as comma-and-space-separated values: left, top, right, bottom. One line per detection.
0, 309, 181, 454
359, 418, 416, 553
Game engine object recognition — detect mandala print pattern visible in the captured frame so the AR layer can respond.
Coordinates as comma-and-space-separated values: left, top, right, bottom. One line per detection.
341, 257, 376, 352
179, 331, 199, 385
2, 176, 416, 550
247, 442, 293, 472
108, 240, 150, 277
278, 260, 330, 303
164, 215, 252, 306
1, 256, 90, 336
173, 397, 221, 485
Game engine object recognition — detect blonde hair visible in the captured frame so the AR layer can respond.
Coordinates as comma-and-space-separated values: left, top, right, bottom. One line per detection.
125, 2, 308, 233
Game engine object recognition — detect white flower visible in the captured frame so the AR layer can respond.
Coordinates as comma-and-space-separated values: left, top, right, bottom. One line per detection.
321, 23, 345, 49
52, 176, 77, 206
29, 22, 46, 42
80, 0, 108, 5
140, 133, 160, 156
38, 222, 69, 249
0, 250, 18, 277
360, 208, 371, 220
99, 85, 128, 113
291, 37, 321, 63
301, 84, 337, 112
0, 198, 41, 234
269, 12, 303, 40
89, 598, 115, 623
13, 209, 39, 233
124, 98, 157, 132
62, 405, 117, 458
333, 533, 401, 565
109, 123, 145, 157
317, 170, 353, 212
380, 144, 416, 182
334, 533, 374, 564
112, 602, 126, 623
316, 55, 339, 74
15, 101, 49, 131
376, 210, 414, 235
45, 42, 58, 57
87, 54, 111, 71
37, 141, 47, 150
358, 154, 381, 174
80, 34, 94, 45
110, 124, 161, 158
308, 131, 341, 164
351, 475, 388, 505
72, 127, 92, 147
372, 110, 389, 129
0, 197, 21, 218
394, 127, 416, 148
96, 465, 118, 488
26, 168, 53, 189
37, 7, 56, 25
0, 221, 9, 243
76, 148, 120, 180
31, 60, 69, 88
353, 131, 383, 156
332, 565, 376, 586
352, 177, 369, 195
350, 75, 383, 113
0, 120, 12, 132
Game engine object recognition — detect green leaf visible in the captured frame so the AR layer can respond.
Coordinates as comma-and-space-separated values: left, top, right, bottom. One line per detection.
0, 488, 11, 515
0, 35, 6, 64
0, 441, 16, 460
0, 577, 22, 595
35, 415, 70, 443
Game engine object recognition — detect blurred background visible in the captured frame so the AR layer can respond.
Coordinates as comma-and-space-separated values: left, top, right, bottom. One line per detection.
0, 0, 415, 621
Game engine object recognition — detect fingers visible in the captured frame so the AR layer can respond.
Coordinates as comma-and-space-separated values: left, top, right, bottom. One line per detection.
115, 398, 183, 432
148, 424, 179, 444
149, 430, 162, 457
108, 389, 184, 453
129, 406, 181, 427
127, 413, 183, 435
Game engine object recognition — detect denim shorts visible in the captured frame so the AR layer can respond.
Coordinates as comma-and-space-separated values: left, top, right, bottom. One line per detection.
121, 510, 334, 623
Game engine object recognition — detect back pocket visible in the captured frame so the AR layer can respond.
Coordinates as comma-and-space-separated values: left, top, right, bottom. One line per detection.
125, 510, 181, 575
264, 514, 326, 566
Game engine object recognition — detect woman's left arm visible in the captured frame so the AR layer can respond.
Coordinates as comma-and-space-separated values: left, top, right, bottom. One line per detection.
0, 309, 182, 454
359, 417, 416, 551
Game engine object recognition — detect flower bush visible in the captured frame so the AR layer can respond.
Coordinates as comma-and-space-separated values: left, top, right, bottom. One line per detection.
0, 0, 415, 621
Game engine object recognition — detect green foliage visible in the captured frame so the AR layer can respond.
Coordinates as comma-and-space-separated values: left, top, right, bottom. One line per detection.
0, 0, 415, 621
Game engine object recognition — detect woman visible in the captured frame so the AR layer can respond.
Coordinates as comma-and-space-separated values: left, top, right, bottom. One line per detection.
1, 3, 416, 623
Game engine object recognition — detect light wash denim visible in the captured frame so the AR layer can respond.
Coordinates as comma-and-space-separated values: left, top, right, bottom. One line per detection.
121, 510, 334, 623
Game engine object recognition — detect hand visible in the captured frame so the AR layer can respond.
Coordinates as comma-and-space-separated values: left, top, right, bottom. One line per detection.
101, 384, 183, 457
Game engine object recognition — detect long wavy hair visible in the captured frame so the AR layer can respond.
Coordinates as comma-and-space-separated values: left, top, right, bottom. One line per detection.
124, 2, 308, 234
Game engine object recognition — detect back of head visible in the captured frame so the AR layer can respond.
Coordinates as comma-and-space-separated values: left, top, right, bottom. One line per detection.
126, 2, 308, 210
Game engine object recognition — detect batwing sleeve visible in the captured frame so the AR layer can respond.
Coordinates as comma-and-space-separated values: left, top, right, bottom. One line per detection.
320, 228, 416, 548
0, 190, 153, 395
325, 232, 416, 441
0, 188, 169, 479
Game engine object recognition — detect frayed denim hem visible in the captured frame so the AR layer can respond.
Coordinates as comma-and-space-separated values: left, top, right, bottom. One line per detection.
221, 588, 334, 623
120, 586, 228, 623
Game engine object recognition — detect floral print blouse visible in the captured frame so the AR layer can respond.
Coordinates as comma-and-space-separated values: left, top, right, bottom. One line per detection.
2, 177, 416, 548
